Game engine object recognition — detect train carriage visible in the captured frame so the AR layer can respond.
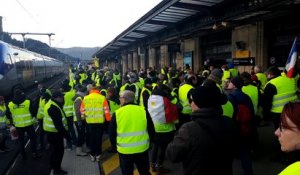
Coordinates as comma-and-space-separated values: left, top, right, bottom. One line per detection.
0, 41, 64, 96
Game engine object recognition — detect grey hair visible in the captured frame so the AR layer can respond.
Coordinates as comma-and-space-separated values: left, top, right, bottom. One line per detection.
120, 90, 135, 103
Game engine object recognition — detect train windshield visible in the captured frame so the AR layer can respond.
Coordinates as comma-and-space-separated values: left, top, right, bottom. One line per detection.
0, 45, 13, 80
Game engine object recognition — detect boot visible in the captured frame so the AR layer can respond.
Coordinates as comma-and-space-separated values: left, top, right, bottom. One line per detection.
76, 147, 87, 156
150, 163, 156, 173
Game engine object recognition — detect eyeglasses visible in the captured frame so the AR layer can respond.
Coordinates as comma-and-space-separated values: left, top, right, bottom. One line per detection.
279, 122, 298, 132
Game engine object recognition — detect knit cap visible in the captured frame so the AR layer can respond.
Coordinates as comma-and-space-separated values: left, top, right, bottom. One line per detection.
208, 68, 223, 84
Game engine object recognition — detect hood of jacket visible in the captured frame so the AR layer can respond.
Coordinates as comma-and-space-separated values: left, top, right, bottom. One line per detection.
12, 94, 27, 105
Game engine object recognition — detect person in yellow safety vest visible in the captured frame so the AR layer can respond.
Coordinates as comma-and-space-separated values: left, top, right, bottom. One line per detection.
126, 72, 140, 103
36, 88, 51, 151
148, 84, 178, 174
72, 84, 88, 156
109, 90, 155, 175
202, 68, 234, 118
80, 86, 111, 162
113, 69, 121, 88
263, 66, 298, 131
221, 64, 232, 88
158, 73, 168, 85
119, 75, 130, 96
166, 85, 236, 175
254, 65, 268, 91
43, 91, 71, 175
275, 102, 300, 175
178, 75, 195, 127
241, 72, 260, 116
7, 89, 38, 159
79, 69, 88, 85
139, 78, 152, 108
95, 70, 104, 87
0, 96, 10, 152
228, 63, 239, 78
106, 87, 120, 153
62, 84, 77, 150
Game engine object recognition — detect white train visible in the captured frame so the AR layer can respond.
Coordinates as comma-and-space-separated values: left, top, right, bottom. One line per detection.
0, 41, 65, 96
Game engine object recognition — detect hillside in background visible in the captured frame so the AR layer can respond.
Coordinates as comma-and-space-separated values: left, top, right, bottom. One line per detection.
56, 47, 100, 60
0, 32, 78, 62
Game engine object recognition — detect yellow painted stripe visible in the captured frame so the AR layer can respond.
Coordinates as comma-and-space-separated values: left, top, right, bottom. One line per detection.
102, 154, 119, 174
102, 138, 111, 151
134, 168, 156, 175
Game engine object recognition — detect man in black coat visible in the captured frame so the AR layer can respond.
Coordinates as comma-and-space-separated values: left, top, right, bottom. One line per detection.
166, 85, 237, 175
44, 91, 71, 175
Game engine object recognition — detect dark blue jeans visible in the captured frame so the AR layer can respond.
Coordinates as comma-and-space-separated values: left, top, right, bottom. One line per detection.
119, 150, 150, 175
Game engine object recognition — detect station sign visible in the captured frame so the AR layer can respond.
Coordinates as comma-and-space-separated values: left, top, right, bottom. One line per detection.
233, 57, 255, 66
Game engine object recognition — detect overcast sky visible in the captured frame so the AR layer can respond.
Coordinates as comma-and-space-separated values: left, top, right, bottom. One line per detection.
0, 0, 162, 48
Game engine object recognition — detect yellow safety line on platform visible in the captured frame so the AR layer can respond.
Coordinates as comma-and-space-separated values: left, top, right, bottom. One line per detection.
102, 154, 119, 174
134, 168, 156, 175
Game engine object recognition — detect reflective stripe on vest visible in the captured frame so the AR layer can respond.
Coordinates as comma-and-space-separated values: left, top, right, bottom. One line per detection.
8, 100, 34, 127
116, 105, 149, 154
268, 76, 298, 113
63, 90, 75, 117
139, 87, 151, 107
83, 93, 105, 123
179, 84, 194, 114
148, 95, 175, 132
44, 100, 68, 132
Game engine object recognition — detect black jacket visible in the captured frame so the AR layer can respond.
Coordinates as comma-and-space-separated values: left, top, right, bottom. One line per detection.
166, 107, 237, 175
46, 99, 71, 141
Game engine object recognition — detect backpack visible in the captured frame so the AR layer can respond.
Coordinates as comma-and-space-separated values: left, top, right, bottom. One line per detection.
236, 103, 252, 136
229, 93, 253, 137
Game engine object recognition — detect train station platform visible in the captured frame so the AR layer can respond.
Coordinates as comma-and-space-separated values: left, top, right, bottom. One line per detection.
2, 123, 287, 175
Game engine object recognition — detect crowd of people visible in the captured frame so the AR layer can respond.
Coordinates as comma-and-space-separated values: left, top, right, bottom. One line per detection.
0, 63, 300, 175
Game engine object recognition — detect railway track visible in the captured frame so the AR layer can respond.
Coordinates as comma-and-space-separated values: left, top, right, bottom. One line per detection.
1, 74, 67, 175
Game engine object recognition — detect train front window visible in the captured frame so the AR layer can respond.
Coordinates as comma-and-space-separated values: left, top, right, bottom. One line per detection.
0, 54, 13, 76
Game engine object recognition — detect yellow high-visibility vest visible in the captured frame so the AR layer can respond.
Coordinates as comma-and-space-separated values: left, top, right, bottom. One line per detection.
8, 100, 34, 127
116, 105, 149, 154
0, 105, 8, 127
279, 162, 300, 175
44, 100, 68, 132
242, 84, 259, 115
267, 76, 298, 113
63, 90, 76, 117
83, 93, 105, 123
179, 84, 194, 114
139, 87, 151, 107
37, 98, 46, 119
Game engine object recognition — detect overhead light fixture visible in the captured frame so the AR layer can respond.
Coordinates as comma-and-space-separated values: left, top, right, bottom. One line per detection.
221, 21, 228, 27
212, 23, 218, 30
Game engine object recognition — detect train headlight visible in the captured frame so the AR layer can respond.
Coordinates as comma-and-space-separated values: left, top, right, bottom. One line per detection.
0, 74, 3, 80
